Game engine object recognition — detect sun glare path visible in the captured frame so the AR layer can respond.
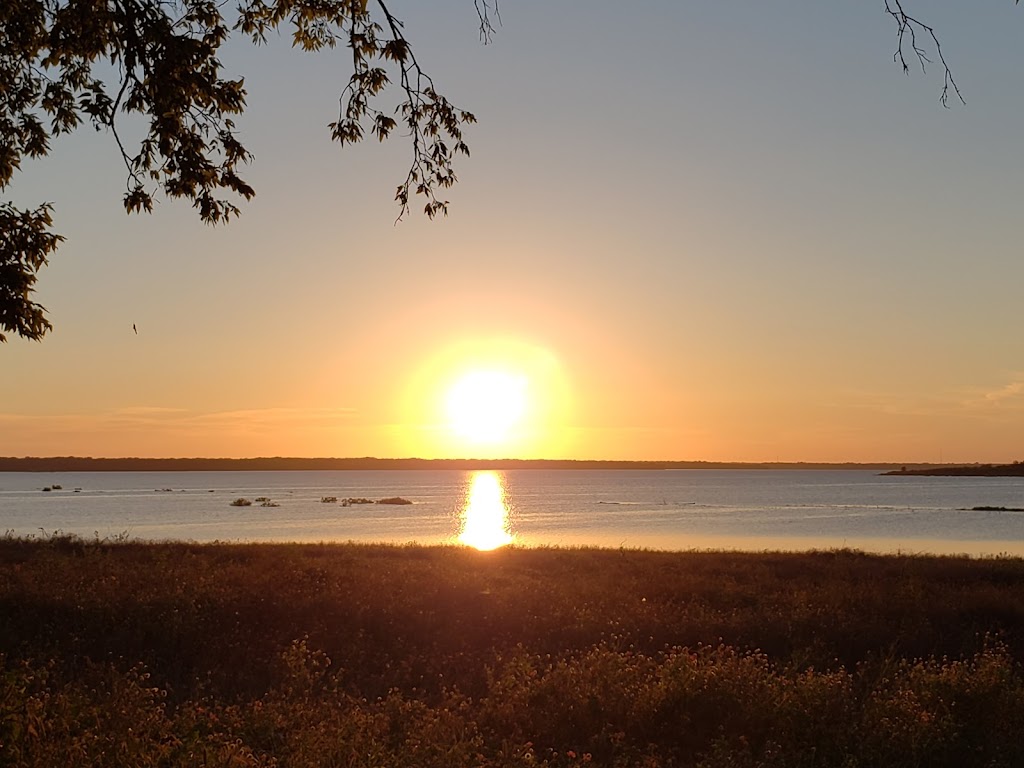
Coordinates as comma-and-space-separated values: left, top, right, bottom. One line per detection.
445, 369, 528, 445
457, 471, 514, 551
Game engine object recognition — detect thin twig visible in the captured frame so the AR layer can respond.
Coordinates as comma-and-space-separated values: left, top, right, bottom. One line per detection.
884, 0, 964, 107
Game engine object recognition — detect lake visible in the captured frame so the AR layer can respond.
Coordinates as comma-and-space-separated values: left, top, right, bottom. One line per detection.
2, 469, 1023, 555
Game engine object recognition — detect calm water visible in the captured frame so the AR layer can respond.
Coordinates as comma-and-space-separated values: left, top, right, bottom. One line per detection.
2, 469, 1024, 555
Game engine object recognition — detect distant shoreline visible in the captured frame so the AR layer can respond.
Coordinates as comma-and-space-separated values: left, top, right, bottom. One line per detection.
1, 456, 935, 472
882, 463, 1024, 477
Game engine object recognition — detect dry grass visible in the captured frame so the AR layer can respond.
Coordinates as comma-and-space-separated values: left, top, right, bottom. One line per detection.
2, 536, 1024, 766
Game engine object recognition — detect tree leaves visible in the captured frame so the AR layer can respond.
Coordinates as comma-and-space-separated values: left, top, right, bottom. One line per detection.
1, 0, 483, 340
0, 203, 63, 342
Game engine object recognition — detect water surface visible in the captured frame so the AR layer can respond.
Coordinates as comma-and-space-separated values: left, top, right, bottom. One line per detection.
2, 469, 1022, 555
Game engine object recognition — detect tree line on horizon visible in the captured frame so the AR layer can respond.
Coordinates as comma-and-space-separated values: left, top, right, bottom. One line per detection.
0, 456, 936, 472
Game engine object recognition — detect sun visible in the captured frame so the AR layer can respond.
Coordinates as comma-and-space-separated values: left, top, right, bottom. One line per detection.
445, 369, 529, 445
397, 336, 574, 458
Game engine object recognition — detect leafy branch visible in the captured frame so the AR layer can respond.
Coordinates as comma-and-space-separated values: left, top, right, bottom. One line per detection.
0, 202, 63, 342
318, 0, 482, 220
1, 0, 489, 341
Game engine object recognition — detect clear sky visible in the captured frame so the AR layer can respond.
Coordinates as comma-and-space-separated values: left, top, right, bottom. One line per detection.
4, 1, 1024, 463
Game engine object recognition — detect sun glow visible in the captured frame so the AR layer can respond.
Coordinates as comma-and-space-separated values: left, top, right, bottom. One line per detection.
398, 337, 574, 458
457, 471, 514, 550
445, 369, 528, 444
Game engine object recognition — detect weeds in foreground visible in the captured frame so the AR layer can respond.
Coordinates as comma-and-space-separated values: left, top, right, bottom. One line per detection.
2, 539, 1024, 766
3, 638, 1022, 767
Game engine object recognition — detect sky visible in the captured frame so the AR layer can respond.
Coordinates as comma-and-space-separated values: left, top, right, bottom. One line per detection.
3, 0, 1024, 463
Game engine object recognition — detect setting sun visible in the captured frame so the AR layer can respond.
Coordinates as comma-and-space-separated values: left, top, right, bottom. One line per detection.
445, 369, 528, 444
397, 337, 574, 459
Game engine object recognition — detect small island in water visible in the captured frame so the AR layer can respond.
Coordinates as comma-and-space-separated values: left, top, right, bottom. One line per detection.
883, 461, 1024, 477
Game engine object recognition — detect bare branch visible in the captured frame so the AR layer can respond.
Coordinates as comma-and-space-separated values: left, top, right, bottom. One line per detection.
473, 0, 500, 44
884, 0, 964, 107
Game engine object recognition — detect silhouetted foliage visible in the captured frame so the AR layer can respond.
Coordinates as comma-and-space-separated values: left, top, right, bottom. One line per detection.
0, 1, 991, 341
0, 0, 496, 341
0, 202, 63, 341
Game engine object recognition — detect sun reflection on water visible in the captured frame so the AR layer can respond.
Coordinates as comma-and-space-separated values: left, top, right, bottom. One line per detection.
457, 471, 514, 550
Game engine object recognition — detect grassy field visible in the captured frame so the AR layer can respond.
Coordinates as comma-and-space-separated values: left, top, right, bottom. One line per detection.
2, 535, 1024, 766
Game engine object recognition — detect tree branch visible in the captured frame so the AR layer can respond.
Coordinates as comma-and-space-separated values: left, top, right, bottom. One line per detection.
884, 0, 964, 107
473, 0, 500, 44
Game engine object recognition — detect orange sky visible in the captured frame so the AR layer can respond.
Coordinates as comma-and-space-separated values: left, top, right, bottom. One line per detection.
4, 2, 1024, 463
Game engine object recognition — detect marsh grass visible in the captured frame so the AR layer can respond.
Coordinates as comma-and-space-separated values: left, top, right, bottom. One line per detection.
2, 537, 1024, 766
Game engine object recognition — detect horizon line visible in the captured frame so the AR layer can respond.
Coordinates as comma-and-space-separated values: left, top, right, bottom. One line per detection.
0, 456, 979, 470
